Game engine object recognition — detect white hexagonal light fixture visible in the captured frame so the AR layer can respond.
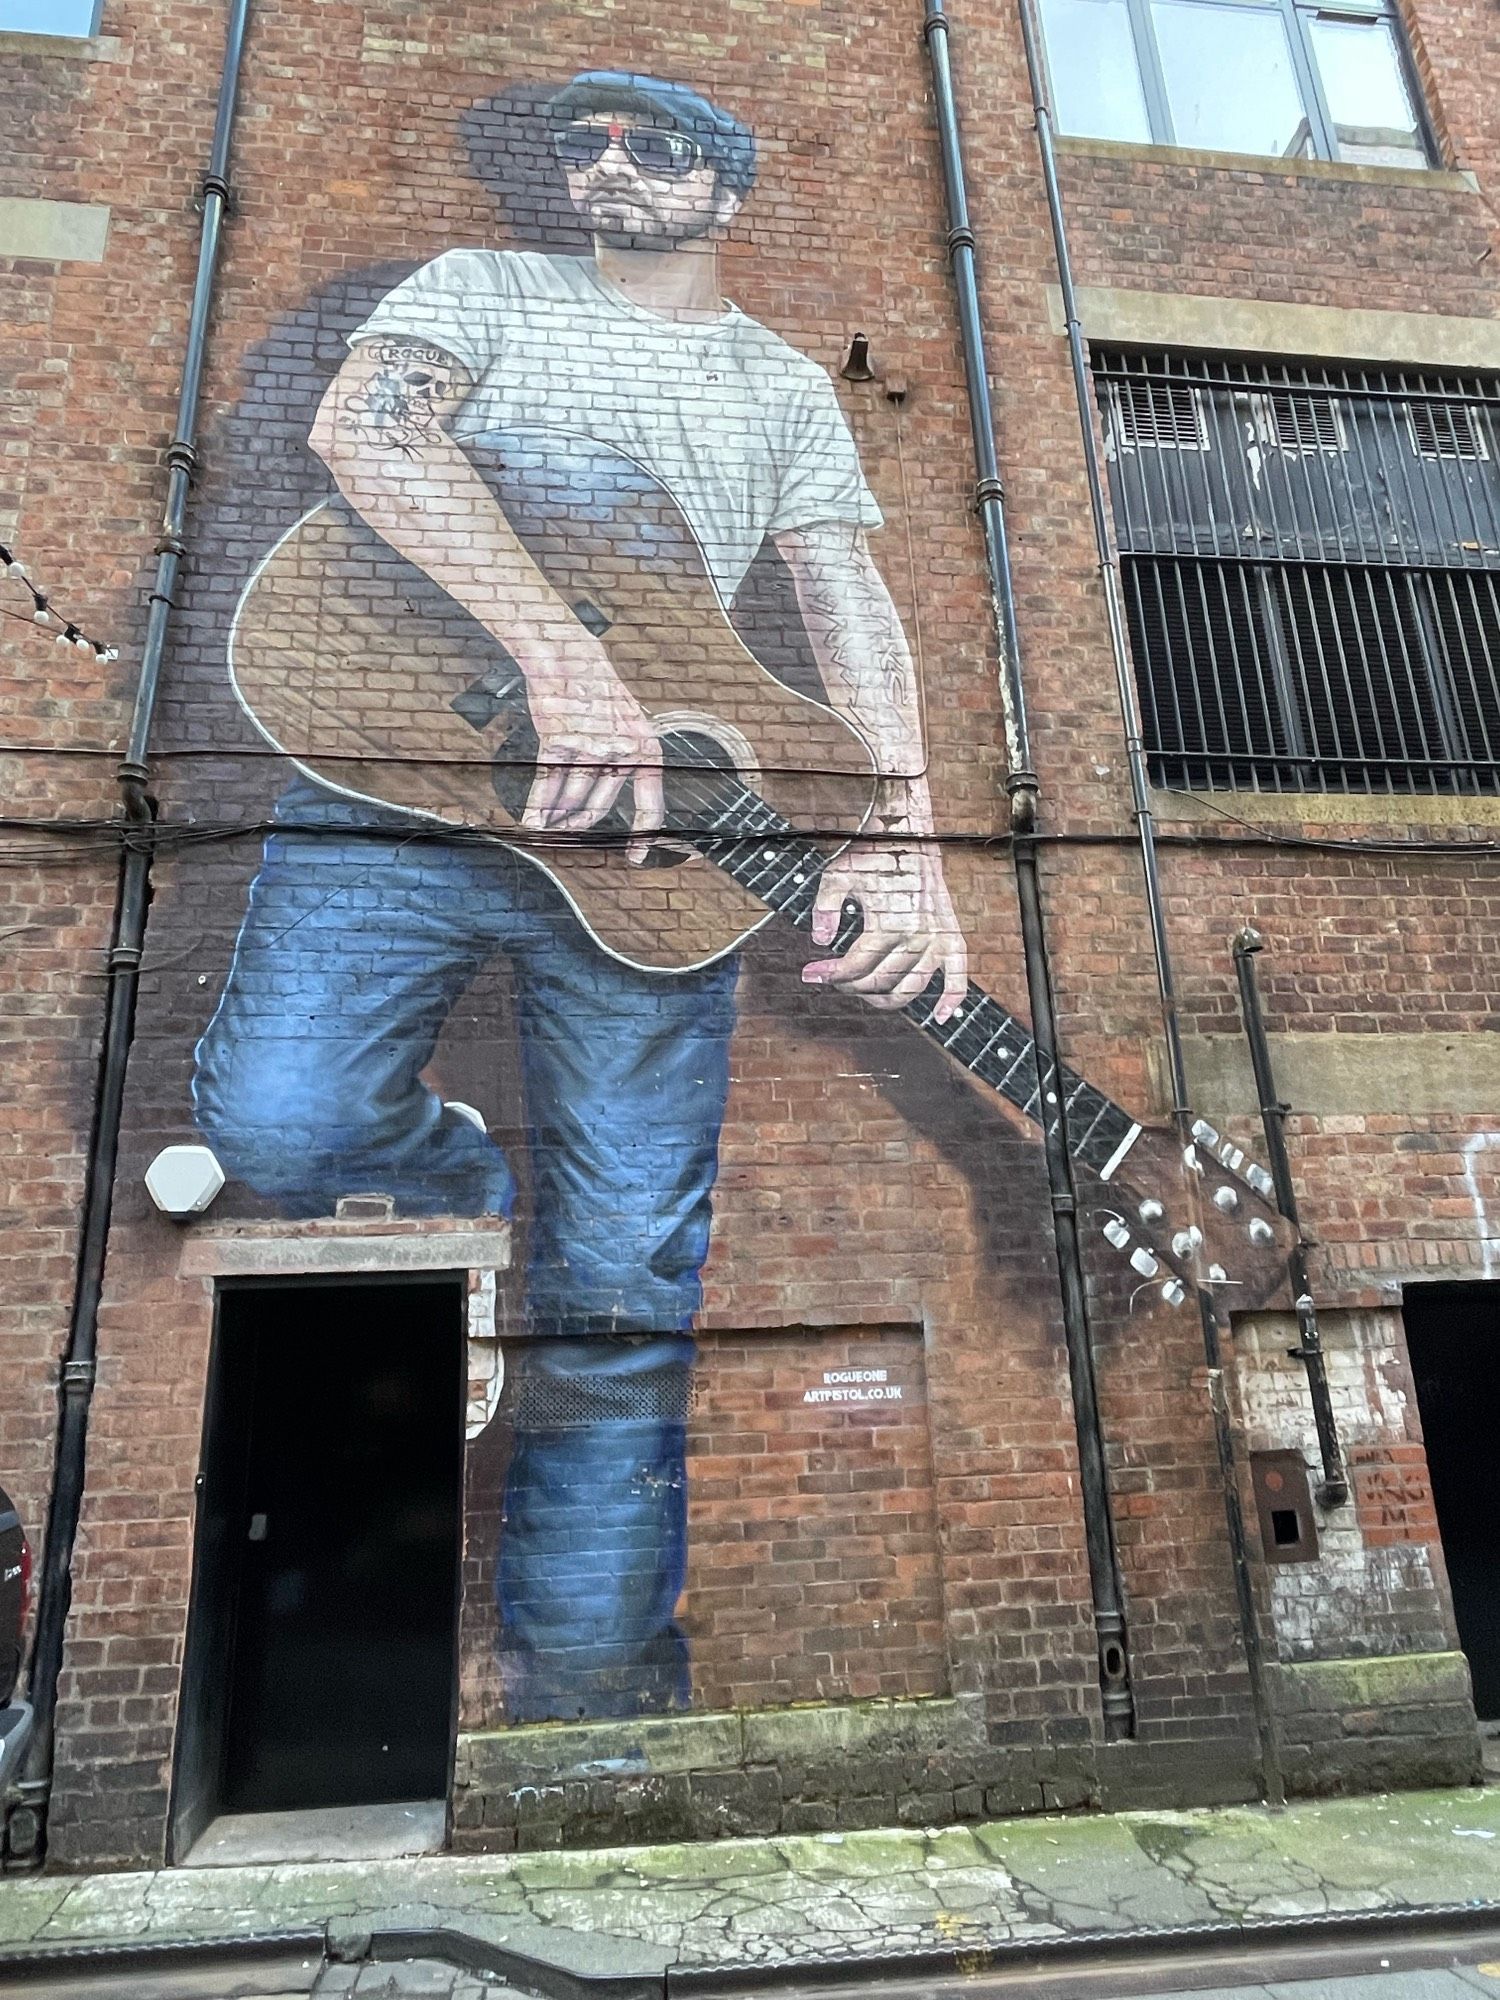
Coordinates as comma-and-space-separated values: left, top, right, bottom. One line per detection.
144, 1143, 226, 1219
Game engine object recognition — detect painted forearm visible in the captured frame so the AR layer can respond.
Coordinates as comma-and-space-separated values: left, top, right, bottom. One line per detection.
777, 525, 926, 783
310, 342, 584, 688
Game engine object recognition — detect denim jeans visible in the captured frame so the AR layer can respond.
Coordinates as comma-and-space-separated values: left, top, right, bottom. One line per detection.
193, 779, 737, 1716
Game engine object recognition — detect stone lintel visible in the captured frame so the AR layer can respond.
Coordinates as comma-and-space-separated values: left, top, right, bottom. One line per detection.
180, 1223, 511, 1277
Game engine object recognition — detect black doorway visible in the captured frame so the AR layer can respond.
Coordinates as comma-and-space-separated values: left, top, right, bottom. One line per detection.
173, 1277, 464, 1855
1404, 1281, 1500, 1720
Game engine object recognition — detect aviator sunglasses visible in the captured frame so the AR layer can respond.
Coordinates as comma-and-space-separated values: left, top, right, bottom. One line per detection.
554, 119, 706, 181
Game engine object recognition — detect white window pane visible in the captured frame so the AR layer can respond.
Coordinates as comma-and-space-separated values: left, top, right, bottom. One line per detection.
1151, 0, 1313, 157
1039, 0, 1153, 143
0, 0, 97, 29
1308, 14, 1426, 167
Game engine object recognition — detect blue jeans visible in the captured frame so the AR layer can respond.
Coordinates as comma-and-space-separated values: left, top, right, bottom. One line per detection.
193, 779, 737, 1717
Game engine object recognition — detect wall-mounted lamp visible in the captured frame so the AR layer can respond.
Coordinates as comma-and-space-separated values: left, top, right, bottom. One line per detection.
840, 333, 876, 382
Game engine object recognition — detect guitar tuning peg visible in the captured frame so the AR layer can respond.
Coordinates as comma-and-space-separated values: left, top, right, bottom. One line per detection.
1182, 1145, 1205, 1177
1191, 1118, 1220, 1149
1248, 1217, 1275, 1245
1171, 1226, 1203, 1258
1213, 1186, 1240, 1213
1246, 1163, 1276, 1200
1207, 1263, 1228, 1284
1138, 1197, 1164, 1223
1129, 1246, 1159, 1277
1103, 1217, 1132, 1251
1161, 1278, 1187, 1307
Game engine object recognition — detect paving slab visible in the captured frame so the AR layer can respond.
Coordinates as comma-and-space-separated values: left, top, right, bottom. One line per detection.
1, 1787, 1498, 1980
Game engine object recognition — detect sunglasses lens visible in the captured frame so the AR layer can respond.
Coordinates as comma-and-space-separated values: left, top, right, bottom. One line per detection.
625, 127, 701, 177
555, 125, 610, 169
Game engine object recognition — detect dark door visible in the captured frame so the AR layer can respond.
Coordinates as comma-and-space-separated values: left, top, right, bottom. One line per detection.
1404, 1282, 1500, 1720
177, 1278, 464, 1836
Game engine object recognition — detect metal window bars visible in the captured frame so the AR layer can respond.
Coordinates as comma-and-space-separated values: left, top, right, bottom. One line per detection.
1093, 350, 1500, 794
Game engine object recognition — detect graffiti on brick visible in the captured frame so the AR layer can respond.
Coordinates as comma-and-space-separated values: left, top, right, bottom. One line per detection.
186, 66, 1284, 1726
191, 69, 965, 1724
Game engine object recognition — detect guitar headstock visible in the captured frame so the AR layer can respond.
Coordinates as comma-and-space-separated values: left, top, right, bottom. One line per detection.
1085, 1118, 1298, 1314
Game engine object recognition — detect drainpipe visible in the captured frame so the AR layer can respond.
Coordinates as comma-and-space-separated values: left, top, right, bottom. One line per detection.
1010, 0, 1284, 1804
8, 0, 252, 1869
923, 0, 1134, 1741
1232, 930, 1349, 1509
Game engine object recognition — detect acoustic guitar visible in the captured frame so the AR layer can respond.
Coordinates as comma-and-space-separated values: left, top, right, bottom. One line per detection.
229, 426, 1294, 1309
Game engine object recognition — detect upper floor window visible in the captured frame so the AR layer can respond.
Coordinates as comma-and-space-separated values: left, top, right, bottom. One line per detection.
0, 0, 100, 31
1095, 351, 1500, 796
1039, 0, 1431, 170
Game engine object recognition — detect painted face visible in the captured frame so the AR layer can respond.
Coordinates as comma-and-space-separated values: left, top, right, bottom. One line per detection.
555, 114, 740, 248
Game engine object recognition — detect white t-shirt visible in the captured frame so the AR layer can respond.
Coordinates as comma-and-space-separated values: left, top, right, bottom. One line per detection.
349, 248, 882, 603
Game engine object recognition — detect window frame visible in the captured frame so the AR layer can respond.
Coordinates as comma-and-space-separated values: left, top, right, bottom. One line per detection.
0, 0, 102, 35
1043, 0, 1437, 170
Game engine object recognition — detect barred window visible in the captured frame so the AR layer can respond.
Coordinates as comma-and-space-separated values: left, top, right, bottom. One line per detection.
1094, 352, 1500, 794
1038, 0, 1431, 171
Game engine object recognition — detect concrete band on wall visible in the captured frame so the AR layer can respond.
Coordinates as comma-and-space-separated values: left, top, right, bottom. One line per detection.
0, 197, 109, 262
1048, 285, 1500, 374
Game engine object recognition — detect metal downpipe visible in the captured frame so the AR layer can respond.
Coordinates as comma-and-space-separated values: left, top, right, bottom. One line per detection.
922, 0, 1134, 1740
1010, 0, 1283, 1802
9, 0, 252, 1869
1233, 930, 1349, 1509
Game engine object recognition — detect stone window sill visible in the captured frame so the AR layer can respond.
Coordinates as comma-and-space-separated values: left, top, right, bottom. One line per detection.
1055, 133, 1474, 195
0, 30, 121, 58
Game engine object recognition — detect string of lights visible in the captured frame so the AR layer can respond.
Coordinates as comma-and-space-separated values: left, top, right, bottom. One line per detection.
0, 543, 119, 664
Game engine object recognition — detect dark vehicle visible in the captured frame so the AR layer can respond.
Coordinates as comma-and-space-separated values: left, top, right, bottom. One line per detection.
0, 1483, 33, 1796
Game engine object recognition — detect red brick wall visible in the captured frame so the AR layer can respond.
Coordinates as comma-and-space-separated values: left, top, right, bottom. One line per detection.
2, 0, 1494, 1868
462, 1325, 946, 1728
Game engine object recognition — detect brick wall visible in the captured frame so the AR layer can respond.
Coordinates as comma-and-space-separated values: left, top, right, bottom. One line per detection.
2, 0, 1495, 1869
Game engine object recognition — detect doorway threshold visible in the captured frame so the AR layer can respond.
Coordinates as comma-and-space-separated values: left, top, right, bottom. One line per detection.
180, 1798, 446, 1867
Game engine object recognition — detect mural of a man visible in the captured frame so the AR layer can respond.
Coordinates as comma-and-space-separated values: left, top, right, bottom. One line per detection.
194, 71, 969, 1721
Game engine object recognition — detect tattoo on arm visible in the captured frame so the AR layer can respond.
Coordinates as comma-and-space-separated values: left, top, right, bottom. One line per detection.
342, 339, 468, 457
791, 528, 917, 713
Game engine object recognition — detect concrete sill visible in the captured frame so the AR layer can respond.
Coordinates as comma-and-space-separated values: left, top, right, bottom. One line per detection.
1151, 785, 1500, 829
178, 1216, 512, 1278
1055, 133, 1474, 195
0, 31, 122, 58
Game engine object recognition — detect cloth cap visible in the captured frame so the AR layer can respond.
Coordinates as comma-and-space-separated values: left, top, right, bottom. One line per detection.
544, 70, 757, 194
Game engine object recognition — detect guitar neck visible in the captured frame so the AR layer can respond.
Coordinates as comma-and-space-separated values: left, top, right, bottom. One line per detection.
680, 780, 1141, 1185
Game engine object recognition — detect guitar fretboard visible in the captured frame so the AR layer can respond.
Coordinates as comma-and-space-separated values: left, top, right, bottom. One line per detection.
668, 757, 1140, 1182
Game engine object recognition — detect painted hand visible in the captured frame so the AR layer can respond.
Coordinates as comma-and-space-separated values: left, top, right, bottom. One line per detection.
802, 841, 969, 1023
519, 640, 664, 866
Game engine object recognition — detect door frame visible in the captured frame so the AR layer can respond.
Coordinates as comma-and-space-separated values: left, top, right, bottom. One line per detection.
168, 1270, 467, 1863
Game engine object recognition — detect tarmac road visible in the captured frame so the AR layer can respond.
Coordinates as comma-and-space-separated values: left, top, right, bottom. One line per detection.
8, 1921, 1500, 2000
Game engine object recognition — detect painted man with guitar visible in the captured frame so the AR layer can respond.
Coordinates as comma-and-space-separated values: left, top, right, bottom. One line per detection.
193, 71, 972, 1721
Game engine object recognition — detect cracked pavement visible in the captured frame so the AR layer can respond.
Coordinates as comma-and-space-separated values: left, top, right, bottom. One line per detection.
2, 1788, 1499, 1975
